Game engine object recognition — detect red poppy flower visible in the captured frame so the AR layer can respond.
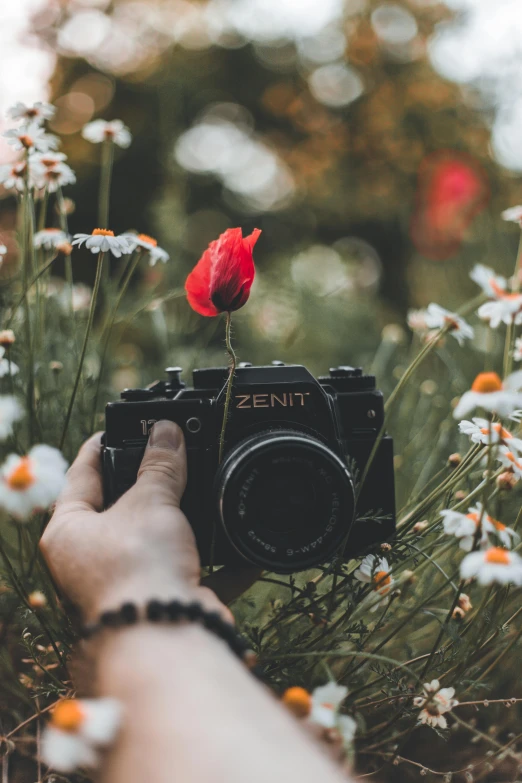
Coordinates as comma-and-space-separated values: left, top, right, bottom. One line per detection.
410, 152, 489, 260
185, 227, 261, 316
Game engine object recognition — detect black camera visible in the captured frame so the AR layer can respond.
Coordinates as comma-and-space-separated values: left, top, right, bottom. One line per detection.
102, 362, 395, 574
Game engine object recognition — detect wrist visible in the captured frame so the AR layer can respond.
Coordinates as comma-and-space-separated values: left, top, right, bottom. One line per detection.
85, 575, 203, 624
84, 574, 225, 625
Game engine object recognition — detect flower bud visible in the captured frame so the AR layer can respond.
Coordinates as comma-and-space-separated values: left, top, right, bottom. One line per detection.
458, 593, 472, 613
448, 453, 461, 468
381, 324, 406, 344
497, 471, 517, 491
28, 590, 47, 609
50, 361, 63, 373
0, 329, 15, 347
57, 241, 73, 256
452, 606, 465, 621
455, 490, 467, 501
380, 542, 392, 552
413, 520, 428, 534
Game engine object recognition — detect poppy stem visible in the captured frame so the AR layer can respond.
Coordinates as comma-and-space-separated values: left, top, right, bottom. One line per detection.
218, 311, 236, 464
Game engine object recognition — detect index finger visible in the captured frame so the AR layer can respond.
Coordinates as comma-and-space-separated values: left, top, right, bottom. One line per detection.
55, 432, 104, 514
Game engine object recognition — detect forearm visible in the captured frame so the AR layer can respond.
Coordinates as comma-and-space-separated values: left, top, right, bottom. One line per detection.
96, 624, 349, 783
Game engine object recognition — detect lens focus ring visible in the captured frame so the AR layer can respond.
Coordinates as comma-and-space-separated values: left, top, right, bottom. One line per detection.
215, 430, 355, 573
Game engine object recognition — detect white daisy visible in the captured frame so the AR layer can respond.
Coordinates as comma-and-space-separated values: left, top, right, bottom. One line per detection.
41, 698, 122, 774
310, 682, 348, 729
441, 503, 518, 551
82, 119, 132, 149
3, 123, 59, 153
513, 338, 522, 362
0, 445, 68, 520
72, 229, 134, 258
0, 346, 19, 378
31, 151, 67, 168
498, 446, 522, 479
7, 101, 55, 124
501, 205, 522, 225
0, 161, 27, 192
453, 371, 522, 420
32, 161, 76, 193
469, 264, 508, 298
460, 547, 522, 586
458, 417, 522, 452
354, 554, 394, 611
478, 296, 522, 328
33, 229, 70, 251
440, 506, 491, 551
121, 233, 170, 266
0, 396, 23, 441
423, 303, 474, 345
414, 680, 458, 730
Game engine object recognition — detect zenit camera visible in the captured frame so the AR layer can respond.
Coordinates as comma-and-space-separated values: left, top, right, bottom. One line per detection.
102, 362, 395, 574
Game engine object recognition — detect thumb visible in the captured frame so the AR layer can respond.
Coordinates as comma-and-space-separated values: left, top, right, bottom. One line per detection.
135, 420, 187, 507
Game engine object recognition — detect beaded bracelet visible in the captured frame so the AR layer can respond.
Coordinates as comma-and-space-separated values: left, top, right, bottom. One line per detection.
79, 599, 257, 668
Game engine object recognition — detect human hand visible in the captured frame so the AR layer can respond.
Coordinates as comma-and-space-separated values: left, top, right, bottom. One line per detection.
40, 420, 252, 622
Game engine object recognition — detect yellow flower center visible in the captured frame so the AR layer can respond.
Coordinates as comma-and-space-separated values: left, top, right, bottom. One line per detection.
92, 228, 115, 236
466, 512, 480, 526
52, 700, 85, 732
282, 687, 312, 718
484, 547, 510, 565
492, 519, 506, 531
7, 458, 35, 491
137, 234, 157, 247
471, 372, 503, 393
18, 134, 33, 149
373, 570, 391, 592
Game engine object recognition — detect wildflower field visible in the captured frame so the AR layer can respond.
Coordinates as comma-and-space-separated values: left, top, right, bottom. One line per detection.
2, 99, 522, 782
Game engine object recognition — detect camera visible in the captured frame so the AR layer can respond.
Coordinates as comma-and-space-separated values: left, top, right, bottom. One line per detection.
102, 362, 395, 574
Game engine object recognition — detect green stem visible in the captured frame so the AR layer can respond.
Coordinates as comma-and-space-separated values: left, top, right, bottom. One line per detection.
90, 250, 142, 431
503, 229, 522, 378
98, 139, 114, 230
4, 254, 60, 330
218, 311, 236, 464
59, 251, 105, 451
37, 188, 48, 232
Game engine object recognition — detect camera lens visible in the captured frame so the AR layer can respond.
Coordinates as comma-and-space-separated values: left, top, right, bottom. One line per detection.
216, 430, 355, 573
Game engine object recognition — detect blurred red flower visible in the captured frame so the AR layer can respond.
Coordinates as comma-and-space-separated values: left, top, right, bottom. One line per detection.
410, 152, 489, 260
185, 227, 261, 316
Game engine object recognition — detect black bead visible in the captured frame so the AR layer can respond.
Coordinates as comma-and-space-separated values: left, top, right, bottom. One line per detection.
100, 610, 121, 628
185, 601, 204, 620
165, 600, 183, 621
203, 611, 223, 632
146, 600, 165, 621
120, 603, 138, 624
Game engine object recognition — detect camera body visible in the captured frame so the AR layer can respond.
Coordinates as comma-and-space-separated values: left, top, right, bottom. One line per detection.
103, 362, 395, 574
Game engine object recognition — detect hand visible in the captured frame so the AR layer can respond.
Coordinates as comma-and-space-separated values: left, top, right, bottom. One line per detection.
40, 420, 246, 622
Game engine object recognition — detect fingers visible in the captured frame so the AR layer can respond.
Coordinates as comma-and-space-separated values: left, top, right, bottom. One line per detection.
56, 432, 104, 513
202, 565, 262, 606
134, 421, 187, 507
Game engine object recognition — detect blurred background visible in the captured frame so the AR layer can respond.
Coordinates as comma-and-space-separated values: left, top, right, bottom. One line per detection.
0, 0, 521, 390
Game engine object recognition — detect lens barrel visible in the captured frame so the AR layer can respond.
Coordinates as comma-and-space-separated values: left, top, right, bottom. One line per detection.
216, 430, 355, 573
